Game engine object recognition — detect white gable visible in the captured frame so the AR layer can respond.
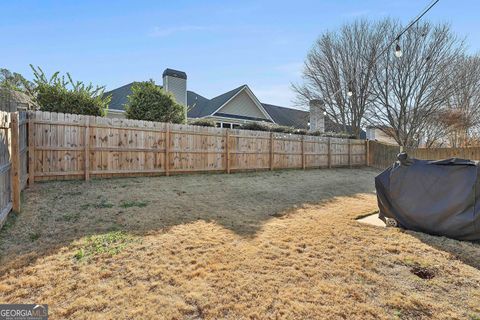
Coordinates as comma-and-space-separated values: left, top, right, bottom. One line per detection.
216, 90, 269, 120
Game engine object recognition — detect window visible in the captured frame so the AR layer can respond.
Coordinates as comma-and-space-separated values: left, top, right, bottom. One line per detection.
216, 122, 236, 129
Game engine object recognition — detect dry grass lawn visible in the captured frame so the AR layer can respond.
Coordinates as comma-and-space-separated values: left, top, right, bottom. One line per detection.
0, 168, 479, 319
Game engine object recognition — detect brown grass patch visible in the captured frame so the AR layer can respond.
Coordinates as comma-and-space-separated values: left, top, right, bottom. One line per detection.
0, 168, 479, 319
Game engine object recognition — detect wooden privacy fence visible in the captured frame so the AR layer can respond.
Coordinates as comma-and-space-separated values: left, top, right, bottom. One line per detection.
29, 111, 367, 180
0, 111, 28, 226
368, 140, 480, 169
405, 147, 480, 161
367, 141, 401, 170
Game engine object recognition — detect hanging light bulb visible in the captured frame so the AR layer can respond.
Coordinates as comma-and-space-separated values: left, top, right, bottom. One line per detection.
347, 86, 353, 97
395, 43, 403, 58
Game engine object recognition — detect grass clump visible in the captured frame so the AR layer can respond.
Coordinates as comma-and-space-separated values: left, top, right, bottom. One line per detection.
28, 232, 41, 242
74, 231, 133, 261
0, 211, 18, 232
59, 212, 80, 222
95, 199, 114, 209
80, 199, 114, 210
120, 200, 148, 208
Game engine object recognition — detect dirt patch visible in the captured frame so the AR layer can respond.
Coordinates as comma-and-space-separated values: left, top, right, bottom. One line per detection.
0, 168, 479, 319
410, 265, 436, 280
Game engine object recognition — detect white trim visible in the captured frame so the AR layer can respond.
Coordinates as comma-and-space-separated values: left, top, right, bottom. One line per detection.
207, 85, 275, 123
108, 109, 125, 113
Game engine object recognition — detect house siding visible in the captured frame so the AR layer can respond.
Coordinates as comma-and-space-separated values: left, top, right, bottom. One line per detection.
366, 128, 398, 145
164, 76, 187, 107
216, 90, 268, 120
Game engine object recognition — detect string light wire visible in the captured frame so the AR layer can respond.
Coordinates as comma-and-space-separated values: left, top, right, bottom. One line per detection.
325, 0, 441, 101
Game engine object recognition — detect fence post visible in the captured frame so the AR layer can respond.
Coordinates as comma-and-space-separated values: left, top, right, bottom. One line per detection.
269, 132, 274, 171
225, 129, 230, 174
28, 117, 35, 186
301, 136, 305, 170
366, 140, 370, 167
348, 139, 352, 168
10, 112, 20, 212
165, 124, 170, 176
327, 137, 332, 169
84, 117, 90, 181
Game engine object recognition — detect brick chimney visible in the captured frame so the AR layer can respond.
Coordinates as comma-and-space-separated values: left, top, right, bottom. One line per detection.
309, 99, 325, 132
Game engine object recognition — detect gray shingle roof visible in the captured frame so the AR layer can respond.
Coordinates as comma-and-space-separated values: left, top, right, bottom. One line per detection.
261, 103, 309, 129
186, 91, 210, 117
263, 103, 366, 138
104, 82, 136, 111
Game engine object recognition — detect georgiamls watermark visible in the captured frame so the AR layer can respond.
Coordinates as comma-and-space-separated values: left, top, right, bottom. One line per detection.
0, 304, 48, 320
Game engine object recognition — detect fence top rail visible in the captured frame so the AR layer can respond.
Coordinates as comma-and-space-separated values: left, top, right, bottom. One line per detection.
407, 146, 480, 151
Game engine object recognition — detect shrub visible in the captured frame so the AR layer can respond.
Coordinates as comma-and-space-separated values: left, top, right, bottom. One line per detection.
309, 130, 355, 139
321, 131, 356, 139
189, 119, 216, 127
125, 80, 186, 123
294, 129, 308, 135
309, 130, 323, 136
240, 122, 270, 131
270, 125, 295, 133
30, 65, 110, 116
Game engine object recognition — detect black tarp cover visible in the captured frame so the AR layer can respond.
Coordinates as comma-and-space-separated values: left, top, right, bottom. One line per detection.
375, 154, 480, 241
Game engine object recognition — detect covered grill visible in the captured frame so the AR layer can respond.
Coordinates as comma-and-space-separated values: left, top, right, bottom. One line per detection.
375, 153, 480, 241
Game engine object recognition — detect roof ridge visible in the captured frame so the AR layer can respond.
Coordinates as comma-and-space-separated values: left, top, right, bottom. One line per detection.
210, 84, 246, 101
262, 103, 308, 113
104, 82, 137, 94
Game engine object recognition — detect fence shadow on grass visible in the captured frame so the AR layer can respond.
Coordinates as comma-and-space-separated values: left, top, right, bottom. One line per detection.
408, 231, 480, 270
0, 168, 379, 274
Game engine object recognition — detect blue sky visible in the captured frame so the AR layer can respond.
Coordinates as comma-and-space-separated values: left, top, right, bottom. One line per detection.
1, 0, 479, 108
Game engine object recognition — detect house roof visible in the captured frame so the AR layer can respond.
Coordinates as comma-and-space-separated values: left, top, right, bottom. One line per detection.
187, 85, 245, 118
104, 81, 366, 138
261, 103, 309, 129
104, 82, 139, 111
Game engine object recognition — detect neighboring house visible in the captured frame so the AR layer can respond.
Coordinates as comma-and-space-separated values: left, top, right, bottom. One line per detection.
0, 88, 36, 112
105, 68, 365, 138
366, 126, 434, 147
366, 126, 398, 145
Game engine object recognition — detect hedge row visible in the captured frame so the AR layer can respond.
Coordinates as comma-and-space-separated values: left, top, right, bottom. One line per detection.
187, 119, 355, 139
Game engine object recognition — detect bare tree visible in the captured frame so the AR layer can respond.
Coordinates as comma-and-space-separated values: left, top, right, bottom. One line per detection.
421, 109, 457, 148
368, 21, 465, 147
293, 20, 386, 138
443, 54, 480, 147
